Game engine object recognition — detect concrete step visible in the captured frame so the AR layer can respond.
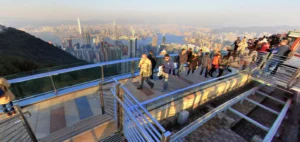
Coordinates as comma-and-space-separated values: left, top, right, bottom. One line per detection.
40, 114, 113, 142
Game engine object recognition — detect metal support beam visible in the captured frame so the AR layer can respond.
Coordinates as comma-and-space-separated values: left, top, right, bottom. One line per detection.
263, 99, 292, 142
101, 66, 104, 81
116, 83, 123, 132
256, 91, 285, 104
228, 107, 270, 131
14, 105, 38, 142
49, 75, 57, 95
245, 98, 280, 115
99, 81, 105, 114
170, 85, 263, 141
131, 60, 135, 77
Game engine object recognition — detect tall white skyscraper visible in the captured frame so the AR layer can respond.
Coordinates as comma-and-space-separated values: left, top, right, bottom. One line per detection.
77, 18, 82, 35
129, 38, 137, 58
113, 21, 118, 40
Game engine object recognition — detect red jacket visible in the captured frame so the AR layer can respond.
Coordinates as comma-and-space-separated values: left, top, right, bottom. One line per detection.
259, 42, 270, 52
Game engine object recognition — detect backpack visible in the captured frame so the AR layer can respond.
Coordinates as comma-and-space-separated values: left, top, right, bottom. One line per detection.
0, 88, 5, 97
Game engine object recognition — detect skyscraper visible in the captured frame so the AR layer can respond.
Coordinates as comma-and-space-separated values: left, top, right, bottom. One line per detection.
162, 34, 166, 45
129, 38, 137, 58
77, 18, 82, 35
152, 35, 158, 47
113, 21, 118, 40
67, 38, 72, 48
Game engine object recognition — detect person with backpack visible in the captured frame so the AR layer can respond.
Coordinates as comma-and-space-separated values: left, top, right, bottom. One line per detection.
186, 53, 199, 76
0, 78, 16, 117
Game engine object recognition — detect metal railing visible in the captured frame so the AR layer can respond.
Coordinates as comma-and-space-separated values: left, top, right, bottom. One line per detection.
7, 54, 177, 105
0, 105, 37, 142
250, 52, 300, 90
170, 84, 292, 142
110, 78, 171, 142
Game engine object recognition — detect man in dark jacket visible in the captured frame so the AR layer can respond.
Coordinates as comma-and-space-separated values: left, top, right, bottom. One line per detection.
147, 50, 156, 79
161, 54, 174, 92
175, 49, 187, 77
186, 48, 193, 62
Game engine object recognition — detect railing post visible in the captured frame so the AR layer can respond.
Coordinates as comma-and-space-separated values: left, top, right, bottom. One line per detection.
258, 52, 272, 70
101, 65, 104, 81
287, 68, 300, 89
14, 105, 38, 142
49, 75, 57, 95
161, 131, 171, 142
116, 83, 123, 132
99, 81, 105, 114
131, 60, 135, 77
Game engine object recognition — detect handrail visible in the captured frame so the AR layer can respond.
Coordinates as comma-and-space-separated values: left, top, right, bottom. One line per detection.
8, 54, 178, 84
121, 86, 166, 133
140, 68, 239, 106
113, 90, 155, 142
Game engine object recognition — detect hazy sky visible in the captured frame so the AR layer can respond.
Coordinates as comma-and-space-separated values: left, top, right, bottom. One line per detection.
1, 0, 300, 27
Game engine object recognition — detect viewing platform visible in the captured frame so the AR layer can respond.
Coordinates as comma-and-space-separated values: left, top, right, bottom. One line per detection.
0, 52, 299, 142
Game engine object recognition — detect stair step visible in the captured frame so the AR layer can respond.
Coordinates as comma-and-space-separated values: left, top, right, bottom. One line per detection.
100, 132, 123, 142
40, 114, 113, 142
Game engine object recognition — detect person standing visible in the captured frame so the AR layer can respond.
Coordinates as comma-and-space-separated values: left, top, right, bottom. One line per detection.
198, 49, 203, 68
209, 53, 221, 77
186, 48, 193, 62
218, 55, 230, 77
0, 78, 16, 117
234, 37, 241, 52
161, 54, 174, 92
200, 52, 211, 78
237, 37, 248, 55
137, 54, 154, 89
186, 53, 199, 76
176, 49, 187, 77
147, 50, 157, 79
242, 49, 257, 71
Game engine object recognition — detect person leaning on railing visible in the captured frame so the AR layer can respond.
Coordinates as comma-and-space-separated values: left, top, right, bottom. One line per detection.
0, 78, 16, 117
263, 40, 291, 75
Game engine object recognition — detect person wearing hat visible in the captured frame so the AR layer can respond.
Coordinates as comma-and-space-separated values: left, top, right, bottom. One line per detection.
0, 78, 16, 117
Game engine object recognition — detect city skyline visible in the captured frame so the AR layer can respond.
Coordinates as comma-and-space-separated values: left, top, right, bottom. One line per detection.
1, 0, 300, 27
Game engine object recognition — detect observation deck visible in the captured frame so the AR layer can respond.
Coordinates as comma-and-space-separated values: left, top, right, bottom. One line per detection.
0, 52, 299, 142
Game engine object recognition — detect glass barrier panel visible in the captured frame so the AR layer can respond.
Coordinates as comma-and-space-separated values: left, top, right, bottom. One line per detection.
52, 66, 101, 90
10, 77, 54, 100
103, 61, 132, 78
3, 62, 87, 80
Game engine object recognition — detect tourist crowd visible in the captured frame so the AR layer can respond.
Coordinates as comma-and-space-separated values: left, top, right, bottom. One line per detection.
138, 34, 292, 92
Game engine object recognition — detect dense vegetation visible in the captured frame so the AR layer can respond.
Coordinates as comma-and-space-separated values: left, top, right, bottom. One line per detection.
0, 27, 82, 77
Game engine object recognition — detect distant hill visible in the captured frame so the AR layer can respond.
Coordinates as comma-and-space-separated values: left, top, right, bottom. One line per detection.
0, 26, 82, 77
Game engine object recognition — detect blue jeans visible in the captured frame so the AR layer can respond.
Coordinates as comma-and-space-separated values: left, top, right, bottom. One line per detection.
176, 63, 185, 76
263, 59, 280, 75
1, 101, 15, 113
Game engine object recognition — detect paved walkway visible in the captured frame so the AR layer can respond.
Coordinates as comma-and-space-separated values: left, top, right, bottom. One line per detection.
124, 67, 231, 102
0, 87, 106, 140
0, 66, 232, 140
